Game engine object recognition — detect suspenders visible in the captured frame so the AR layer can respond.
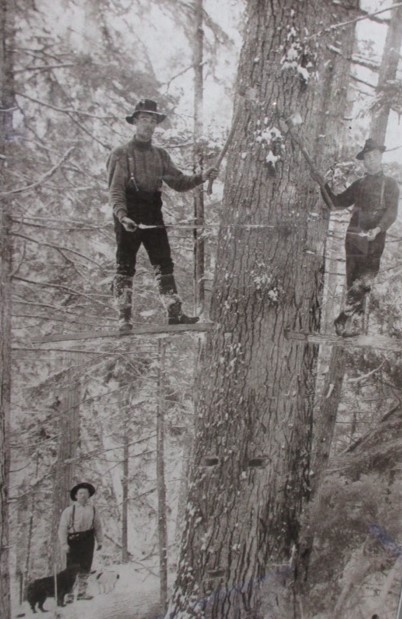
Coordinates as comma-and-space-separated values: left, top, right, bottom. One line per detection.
127, 146, 164, 191
70, 504, 96, 532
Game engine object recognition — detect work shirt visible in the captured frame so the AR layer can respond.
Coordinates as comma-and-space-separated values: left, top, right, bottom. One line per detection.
58, 502, 103, 546
323, 171, 399, 234
107, 137, 203, 222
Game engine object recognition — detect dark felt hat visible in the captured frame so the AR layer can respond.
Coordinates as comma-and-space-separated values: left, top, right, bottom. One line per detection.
70, 482, 96, 501
126, 99, 167, 125
356, 138, 386, 160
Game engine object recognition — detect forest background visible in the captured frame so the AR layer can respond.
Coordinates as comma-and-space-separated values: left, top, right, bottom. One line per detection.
1, 0, 402, 618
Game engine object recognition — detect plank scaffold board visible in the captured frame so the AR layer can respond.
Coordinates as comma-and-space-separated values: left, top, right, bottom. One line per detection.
33, 322, 214, 344
286, 330, 402, 353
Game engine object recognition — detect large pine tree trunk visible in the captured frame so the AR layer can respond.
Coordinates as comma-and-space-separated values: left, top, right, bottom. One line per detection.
157, 341, 168, 611
0, 0, 15, 615
167, 2, 358, 617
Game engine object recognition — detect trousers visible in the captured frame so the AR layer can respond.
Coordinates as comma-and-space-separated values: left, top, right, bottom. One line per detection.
114, 188, 176, 286
344, 231, 386, 310
67, 529, 95, 574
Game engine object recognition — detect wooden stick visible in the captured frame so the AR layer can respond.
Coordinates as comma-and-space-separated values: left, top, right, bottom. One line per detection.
286, 124, 335, 209
32, 322, 214, 344
286, 330, 402, 353
207, 111, 240, 195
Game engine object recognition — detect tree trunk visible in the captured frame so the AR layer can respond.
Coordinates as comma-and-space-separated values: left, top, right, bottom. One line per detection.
157, 341, 168, 611
167, 2, 358, 617
193, 0, 205, 315
48, 370, 80, 571
0, 0, 15, 614
370, 0, 402, 143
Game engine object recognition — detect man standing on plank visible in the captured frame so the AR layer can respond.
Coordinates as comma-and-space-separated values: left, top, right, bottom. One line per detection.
59, 482, 103, 602
107, 99, 218, 333
312, 138, 399, 336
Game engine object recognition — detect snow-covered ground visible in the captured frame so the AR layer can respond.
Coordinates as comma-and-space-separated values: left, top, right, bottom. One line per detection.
14, 565, 165, 619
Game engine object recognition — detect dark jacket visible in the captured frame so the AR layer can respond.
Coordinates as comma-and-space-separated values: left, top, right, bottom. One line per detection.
323, 171, 399, 235
107, 137, 203, 222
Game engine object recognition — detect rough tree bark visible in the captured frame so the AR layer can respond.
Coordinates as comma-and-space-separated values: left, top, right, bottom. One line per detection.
122, 390, 129, 564
48, 370, 80, 571
193, 0, 205, 315
0, 0, 15, 615
157, 340, 168, 611
167, 1, 358, 617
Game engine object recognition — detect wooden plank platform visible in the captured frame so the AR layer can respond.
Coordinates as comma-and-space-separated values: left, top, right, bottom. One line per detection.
286, 330, 402, 353
32, 322, 214, 344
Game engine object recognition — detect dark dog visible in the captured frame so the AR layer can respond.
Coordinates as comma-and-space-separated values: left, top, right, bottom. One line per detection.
27, 565, 79, 613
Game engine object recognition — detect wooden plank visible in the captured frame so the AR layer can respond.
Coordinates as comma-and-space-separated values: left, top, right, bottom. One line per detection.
32, 322, 214, 344
286, 330, 402, 353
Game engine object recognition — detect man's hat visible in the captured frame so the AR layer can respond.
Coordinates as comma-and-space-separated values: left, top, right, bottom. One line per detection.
356, 138, 386, 160
125, 99, 167, 125
70, 482, 96, 501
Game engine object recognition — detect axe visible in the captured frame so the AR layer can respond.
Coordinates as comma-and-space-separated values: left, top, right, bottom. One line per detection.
207, 110, 240, 195
285, 112, 334, 210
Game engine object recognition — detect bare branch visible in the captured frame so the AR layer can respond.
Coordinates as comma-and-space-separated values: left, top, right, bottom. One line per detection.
14, 63, 76, 74
309, 2, 402, 40
11, 232, 103, 267
13, 276, 113, 311
16, 91, 115, 120
0, 147, 75, 196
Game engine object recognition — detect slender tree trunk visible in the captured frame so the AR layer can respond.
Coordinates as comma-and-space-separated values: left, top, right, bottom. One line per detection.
122, 390, 129, 564
370, 0, 402, 143
23, 456, 39, 598
167, 2, 358, 617
157, 341, 168, 611
48, 370, 80, 571
0, 0, 15, 614
193, 0, 205, 315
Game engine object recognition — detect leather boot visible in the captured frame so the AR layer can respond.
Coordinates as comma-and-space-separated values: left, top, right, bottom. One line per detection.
334, 302, 363, 337
167, 298, 199, 325
76, 574, 93, 601
113, 275, 133, 334
157, 274, 199, 325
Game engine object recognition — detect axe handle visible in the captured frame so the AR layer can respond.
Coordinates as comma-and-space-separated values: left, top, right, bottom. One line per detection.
287, 124, 335, 210
207, 112, 240, 195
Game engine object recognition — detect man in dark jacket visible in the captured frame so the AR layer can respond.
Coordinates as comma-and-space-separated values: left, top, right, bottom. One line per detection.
313, 138, 399, 336
107, 99, 218, 333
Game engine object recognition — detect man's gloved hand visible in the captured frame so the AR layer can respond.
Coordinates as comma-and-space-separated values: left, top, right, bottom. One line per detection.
366, 226, 381, 241
202, 167, 219, 182
62, 544, 70, 554
120, 217, 138, 232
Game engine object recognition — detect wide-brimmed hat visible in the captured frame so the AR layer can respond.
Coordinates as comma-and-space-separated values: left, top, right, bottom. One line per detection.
356, 138, 386, 160
125, 99, 167, 125
70, 482, 96, 501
